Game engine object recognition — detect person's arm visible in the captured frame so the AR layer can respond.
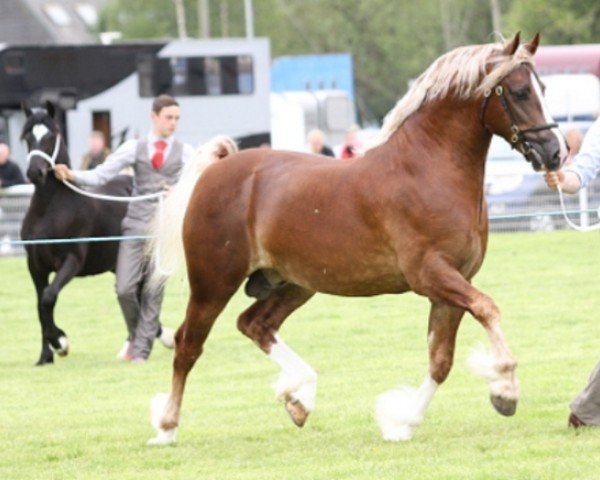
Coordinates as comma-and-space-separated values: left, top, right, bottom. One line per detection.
544, 169, 581, 194
544, 119, 600, 194
55, 139, 136, 187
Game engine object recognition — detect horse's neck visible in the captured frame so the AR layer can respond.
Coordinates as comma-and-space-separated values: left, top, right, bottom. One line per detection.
31, 175, 69, 214
380, 98, 492, 192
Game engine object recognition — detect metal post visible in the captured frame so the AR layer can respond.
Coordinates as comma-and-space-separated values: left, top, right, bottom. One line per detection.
244, 0, 254, 38
198, 0, 210, 38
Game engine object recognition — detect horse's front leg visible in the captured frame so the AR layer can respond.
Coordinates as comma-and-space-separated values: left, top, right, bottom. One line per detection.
376, 301, 465, 441
421, 258, 519, 416
28, 261, 53, 365
37, 253, 84, 361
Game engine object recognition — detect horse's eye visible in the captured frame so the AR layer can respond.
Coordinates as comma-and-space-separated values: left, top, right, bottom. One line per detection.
511, 88, 530, 100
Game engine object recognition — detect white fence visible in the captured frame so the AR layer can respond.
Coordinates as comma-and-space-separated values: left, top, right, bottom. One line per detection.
2, 180, 600, 256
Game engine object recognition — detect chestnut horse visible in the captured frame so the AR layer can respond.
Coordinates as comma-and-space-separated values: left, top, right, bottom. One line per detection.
148, 33, 568, 444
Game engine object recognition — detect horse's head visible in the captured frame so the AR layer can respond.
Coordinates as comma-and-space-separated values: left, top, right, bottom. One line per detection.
21, 101, 68, 185
480, 33, 568, 172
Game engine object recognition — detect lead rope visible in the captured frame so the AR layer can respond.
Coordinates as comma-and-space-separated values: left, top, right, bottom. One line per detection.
28, 131, 173, 272
60, 177, 174, 275
557, 185, 600, 232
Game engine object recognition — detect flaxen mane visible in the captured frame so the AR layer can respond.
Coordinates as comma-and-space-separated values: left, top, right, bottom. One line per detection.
375, 40, 535, 146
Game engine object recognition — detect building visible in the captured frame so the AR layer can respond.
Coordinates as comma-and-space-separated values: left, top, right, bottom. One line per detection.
0, 0, 104, 45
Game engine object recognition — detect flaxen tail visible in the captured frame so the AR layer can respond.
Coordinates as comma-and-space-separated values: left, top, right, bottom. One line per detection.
147, 135, 238, 290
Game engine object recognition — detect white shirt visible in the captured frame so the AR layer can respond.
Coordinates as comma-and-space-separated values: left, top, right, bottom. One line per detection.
564, 117, 600, 190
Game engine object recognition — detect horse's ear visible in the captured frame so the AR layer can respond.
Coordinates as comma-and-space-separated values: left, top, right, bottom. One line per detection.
523, 32, 540, 56
45, 100, 56, 119
503, 32, 520, 56
21, 102, 32, 117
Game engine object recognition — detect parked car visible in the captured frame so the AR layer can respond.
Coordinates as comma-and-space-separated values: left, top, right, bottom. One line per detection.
485, 132, 600, 232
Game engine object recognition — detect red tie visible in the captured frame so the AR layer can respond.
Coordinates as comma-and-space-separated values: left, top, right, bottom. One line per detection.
152, 140, 167, 170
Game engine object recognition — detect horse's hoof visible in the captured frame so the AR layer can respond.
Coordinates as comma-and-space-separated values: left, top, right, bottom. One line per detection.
35, 356, 54, 366
147, 428, 177, 446
491, 395, 517, 416
285, 396, 309, 427
52, 336, 69, 357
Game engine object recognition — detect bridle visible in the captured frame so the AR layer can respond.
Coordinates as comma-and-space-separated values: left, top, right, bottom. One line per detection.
480, 64, 557, 159
26, 130, 62, 168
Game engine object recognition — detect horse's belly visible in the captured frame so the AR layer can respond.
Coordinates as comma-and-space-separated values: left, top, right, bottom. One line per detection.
279, 258, 410, 296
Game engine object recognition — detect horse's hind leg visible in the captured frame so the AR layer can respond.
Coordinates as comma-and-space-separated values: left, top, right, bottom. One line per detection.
237, 284, 316, 427
376, 301, 465, 441
148, 275, 244, 445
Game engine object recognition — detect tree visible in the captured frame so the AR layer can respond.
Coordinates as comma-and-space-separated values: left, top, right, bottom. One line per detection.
97, 0, 598, 123
503, 0, 600, 45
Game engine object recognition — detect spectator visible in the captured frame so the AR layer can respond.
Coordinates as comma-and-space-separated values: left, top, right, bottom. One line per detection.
307, 128, 334, 157
340, 124, 363, 160
80, 130, 110, 170
0, 143, 26, 188
544, 117, 600, 428
54, 94, 196, 363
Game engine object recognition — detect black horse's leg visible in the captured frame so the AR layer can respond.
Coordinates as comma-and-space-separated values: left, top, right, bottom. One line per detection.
28, 259, 53, 366
38, 253, 84, 361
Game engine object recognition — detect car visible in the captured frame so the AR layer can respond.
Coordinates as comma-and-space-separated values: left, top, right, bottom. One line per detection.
485, 132, 600, 232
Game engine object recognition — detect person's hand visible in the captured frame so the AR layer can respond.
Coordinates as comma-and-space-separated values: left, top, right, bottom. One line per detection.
544, 170, 565, 190
54, 164, 74, 181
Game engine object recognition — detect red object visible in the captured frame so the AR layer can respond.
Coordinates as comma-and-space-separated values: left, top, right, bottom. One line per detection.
152, 140, 167, 169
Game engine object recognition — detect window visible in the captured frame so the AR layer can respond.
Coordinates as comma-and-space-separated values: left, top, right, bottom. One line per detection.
75, 3, 98, 27
137, 55, 255, 97
44, 3, 73, 26
205, 58, 221, 95
237, 56, 254, 94
3, 51, 24, 75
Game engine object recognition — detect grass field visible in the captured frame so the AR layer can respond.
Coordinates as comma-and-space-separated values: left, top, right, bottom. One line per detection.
1, 231, 599, 479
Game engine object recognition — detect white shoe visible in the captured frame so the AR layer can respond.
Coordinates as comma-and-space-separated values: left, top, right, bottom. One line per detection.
158, 326, 175, 349
116, 340, 131, 360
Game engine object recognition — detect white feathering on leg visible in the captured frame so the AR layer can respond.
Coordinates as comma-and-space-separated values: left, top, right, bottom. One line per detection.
467, 344, 499, 381
375, 376, 438, 442
147, 392, 177, 446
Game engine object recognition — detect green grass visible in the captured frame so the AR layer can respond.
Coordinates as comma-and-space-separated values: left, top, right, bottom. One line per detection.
1, 231, 599, 479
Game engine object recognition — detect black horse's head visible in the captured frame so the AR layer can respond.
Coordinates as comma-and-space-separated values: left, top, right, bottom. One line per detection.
21, 101, 69, 185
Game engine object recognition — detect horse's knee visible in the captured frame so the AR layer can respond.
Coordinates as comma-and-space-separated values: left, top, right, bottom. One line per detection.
41, 287, 58, 309
471, 295, 500, 325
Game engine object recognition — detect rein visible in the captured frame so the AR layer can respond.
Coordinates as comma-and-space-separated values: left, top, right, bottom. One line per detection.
480, 66, 557, 158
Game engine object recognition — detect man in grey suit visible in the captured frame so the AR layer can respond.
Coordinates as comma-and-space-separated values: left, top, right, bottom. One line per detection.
55, 94, 196, 363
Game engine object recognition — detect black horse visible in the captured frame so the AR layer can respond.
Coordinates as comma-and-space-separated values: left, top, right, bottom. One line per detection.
21, 102, 132, 365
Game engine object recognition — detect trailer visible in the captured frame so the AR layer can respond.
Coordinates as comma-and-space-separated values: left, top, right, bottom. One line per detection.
0, 38, 271, 171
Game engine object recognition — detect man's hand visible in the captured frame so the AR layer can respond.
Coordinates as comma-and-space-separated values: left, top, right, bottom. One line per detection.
543, 169, 581, 194
543, 170, 564, 190
54, 164, 74, 181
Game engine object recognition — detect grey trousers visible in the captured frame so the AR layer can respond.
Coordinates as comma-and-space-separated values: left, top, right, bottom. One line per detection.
570, 360, 600, 425
115, 228, 165, 360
